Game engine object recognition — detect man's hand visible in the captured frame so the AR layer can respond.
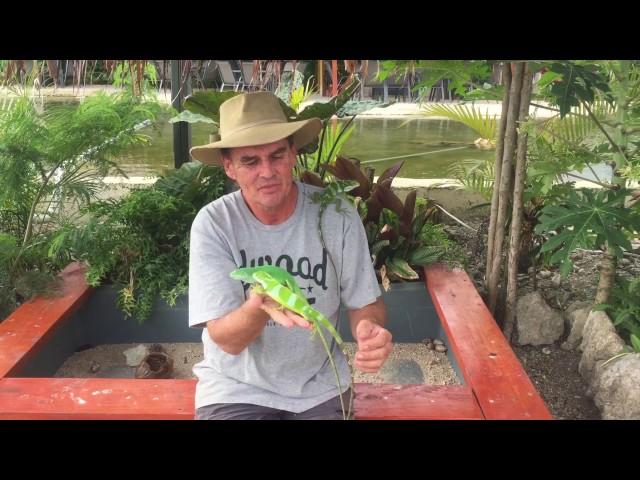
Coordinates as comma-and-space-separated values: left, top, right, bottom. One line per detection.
354, 319, 392, 373
248, 290, 313, 330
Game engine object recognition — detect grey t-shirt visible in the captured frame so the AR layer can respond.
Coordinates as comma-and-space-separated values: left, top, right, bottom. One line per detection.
188, 181, 381, 412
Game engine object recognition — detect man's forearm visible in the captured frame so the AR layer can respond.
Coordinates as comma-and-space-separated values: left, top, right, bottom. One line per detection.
207, 299, 269, 355
348, 296, 387, 338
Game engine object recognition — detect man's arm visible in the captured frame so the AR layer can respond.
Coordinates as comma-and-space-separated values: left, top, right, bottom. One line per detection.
207, 291, 313, 355
348, 296, 387, 334
347, 296, 392, 373
207, 292, 269, 355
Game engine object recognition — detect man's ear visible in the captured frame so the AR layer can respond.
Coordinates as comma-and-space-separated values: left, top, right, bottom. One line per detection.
221, 156, 236, 181
288, 143, 298, 167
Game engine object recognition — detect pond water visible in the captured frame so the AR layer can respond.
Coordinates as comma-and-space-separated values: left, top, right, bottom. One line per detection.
2, 96, 610, 181
120, 117, 496, 179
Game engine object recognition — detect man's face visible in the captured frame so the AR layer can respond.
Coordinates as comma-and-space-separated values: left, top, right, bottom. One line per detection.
222, 138, 297, 214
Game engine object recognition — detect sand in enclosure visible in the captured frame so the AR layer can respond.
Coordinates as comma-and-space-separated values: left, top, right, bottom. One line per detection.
54, 341, 460, 385
343, 342, 460, 385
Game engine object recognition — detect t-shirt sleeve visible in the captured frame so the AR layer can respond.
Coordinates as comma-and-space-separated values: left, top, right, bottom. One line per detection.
338, 203, 382, 310
188, 207, 245, 328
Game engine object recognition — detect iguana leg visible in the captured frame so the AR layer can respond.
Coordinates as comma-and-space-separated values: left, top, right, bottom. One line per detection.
251, 284, 285, 311
333, 198, 348, 214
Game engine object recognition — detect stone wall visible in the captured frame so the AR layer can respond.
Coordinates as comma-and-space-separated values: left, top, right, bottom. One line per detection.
564, 307, 640, 419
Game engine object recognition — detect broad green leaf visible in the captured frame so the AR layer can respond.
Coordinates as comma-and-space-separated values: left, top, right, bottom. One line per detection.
183, 91, 241, 122
385, 257, 419, 280
296, 81, 360, 121
168, 110, 218, 125
408, 246, 443, 266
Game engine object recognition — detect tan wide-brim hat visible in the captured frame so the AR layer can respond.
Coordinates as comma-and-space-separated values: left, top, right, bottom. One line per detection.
189, 91, 322, 165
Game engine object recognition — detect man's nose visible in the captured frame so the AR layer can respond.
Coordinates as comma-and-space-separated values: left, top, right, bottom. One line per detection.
257, 159, 276, 177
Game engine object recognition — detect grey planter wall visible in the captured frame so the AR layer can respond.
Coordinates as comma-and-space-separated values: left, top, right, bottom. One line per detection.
16, 281, 463, 383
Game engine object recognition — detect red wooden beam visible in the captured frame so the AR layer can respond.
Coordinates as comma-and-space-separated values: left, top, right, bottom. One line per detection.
0, 262, 92, 378
0, 377, 196, 420
355, 384, 483, 420
0, 378, 483, 420
424, 264, 553, 419
0, 260, 551, 420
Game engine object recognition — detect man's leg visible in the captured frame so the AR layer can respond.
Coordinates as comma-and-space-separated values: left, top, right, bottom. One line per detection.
284, 389, 353, 420
195, 403, 283, 420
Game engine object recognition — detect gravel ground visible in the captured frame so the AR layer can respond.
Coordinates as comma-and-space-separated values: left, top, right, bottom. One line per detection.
444, 218, 640, 420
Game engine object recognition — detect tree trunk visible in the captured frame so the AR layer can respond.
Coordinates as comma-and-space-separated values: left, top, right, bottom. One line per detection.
486, 63, 511, 282
487, 62, 524, 314
46, 60, 59, 88
595, 248, 617, 304
591, 62, 628, 306
503, 64, 534, 341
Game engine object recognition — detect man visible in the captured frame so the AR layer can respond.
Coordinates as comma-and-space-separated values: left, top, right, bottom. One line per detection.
188, 91, 392, 420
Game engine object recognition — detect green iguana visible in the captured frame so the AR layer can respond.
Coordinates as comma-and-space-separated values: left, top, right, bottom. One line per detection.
229, 265, 354, 419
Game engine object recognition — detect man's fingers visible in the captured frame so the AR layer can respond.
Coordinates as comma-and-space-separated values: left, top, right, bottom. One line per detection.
260, 304, 312, 330
356, 319, 377, 342
355, 347, 389, 362
354, 359, 384, 372
263, 306, 294, 328
358, 328, 392, 351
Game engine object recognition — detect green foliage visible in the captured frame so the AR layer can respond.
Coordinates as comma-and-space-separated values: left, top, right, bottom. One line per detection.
111, 61, 159, 94
379, 60, 491, 98
294, 82, 363, 180
369, 204, 456, 283
299, 117, 356, 178
540, 62, 613, 118
295, 80, 361, 122
0, 231, 62, 319
378, 60, 493, 101
322, 156, 461, 284
594, 275, 640, 348
0, 91, 166, 320
49, 161, 227, 322
535, 188, 640, 276
182, 90, 241, 124
446, 158, 495, 201
0, 92, 165, 227
168, 110, 218, 127
421, 103, 497, 143
275, 70, 306, 108
288, 76, 317, 113
620, 163, 640, 179
462, 83, 505, 102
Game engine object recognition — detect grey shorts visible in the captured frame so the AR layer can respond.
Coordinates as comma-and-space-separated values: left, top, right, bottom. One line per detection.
195, 389, 353, 420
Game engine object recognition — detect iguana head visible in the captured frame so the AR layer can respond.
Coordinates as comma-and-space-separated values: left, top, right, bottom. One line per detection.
229, 268, 257, 283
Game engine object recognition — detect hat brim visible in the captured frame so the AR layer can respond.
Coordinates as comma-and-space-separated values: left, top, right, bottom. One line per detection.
189, 118, 322, 166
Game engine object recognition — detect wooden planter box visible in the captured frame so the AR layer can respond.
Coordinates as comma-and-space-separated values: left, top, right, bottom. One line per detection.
0, 262, 552, 420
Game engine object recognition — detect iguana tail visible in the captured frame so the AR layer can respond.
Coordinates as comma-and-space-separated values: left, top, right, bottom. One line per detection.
302, 305, 343, 347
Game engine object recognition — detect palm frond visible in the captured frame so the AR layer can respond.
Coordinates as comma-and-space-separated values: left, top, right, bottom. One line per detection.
537, 100, 615, 145
446, 158, 495, 200
421, 103, 497, 141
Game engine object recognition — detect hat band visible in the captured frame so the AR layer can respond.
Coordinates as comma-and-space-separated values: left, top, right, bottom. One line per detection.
222, 117, 289, 138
